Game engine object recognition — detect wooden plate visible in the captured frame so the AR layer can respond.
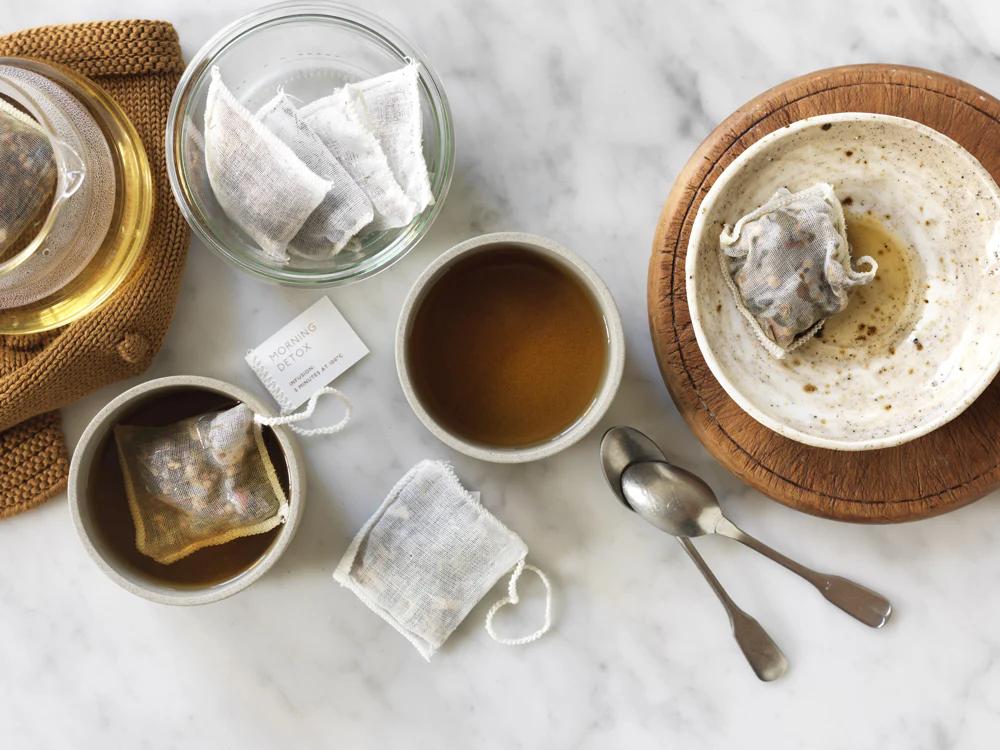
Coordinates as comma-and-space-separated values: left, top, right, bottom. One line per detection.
648, 64, 1000, 523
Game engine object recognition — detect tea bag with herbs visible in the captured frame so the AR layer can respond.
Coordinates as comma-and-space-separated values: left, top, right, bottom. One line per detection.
114, 404, 287, 565
335, 460, 552, 660
204, 68, 331, 263
0, 97, 57, 260
256, 92, 374, 258
350, 64, 433, 214
301, 87, 418, 231
719, 182, 877, 358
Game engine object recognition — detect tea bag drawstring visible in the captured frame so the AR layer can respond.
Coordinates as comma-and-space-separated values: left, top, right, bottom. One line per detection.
484, 559, 553, 646
253, 386, 352, 436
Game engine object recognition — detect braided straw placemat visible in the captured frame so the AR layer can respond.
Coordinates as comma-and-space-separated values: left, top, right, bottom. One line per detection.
0, 21, 189, 518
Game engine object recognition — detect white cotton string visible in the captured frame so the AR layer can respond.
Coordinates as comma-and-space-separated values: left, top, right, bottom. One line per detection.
253, 387, 352, 436
484, 559, 553, 646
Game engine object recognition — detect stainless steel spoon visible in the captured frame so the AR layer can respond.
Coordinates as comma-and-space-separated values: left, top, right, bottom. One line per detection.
601, 427, 788, 681
602, 426, 893, 626
622, 460, 893, 627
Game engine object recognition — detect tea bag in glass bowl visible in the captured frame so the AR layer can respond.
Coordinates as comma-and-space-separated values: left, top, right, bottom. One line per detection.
335, 460, 552, 661
719, 182, 877, 358
114, 403, 287, 565
204, 68, 331, 263
301, 88, 417, 231
256, 93, 374, 259
350, 64, 433, 213
0, 98, 57, 261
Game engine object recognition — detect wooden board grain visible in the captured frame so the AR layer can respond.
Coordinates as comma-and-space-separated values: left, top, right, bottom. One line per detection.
649, 64, 1000, 523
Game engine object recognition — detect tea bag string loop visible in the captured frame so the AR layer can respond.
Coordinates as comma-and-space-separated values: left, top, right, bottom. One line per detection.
484, 559, 553, 646
253, 387, 352, 436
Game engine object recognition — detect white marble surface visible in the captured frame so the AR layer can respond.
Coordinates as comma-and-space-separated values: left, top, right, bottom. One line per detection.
5, 0, 1000, 747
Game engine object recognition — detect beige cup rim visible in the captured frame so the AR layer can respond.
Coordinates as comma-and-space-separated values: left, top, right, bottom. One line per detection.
395, 232, 625, 463
67, 375, 306, 605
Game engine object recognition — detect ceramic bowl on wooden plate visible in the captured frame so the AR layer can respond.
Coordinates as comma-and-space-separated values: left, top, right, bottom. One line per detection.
687, 112, 1000, 451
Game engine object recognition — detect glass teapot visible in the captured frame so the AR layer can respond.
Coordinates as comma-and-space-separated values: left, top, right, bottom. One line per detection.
0, 57, 152, 334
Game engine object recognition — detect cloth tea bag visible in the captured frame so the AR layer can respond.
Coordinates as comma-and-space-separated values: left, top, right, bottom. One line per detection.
301, 88, 418, 231
114, 403, 288, 564
719, 182, 877, 358
204, 68, 331, 262
256, 93, 374, 258
334, 460, 553, 660
349, 64, 433, 213
0, 98, 57, 258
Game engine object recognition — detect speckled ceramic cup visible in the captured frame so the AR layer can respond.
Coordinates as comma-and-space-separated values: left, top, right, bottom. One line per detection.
688, 113, 1000, 450
68, 376, 306, 605
396, 232, 625, 463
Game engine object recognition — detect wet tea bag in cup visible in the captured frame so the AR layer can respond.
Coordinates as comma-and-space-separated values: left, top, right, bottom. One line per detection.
114, 391, 350, 564
204, 68, 331, 262
256, 93, 374, 258
301, 88, 417, 231
719, 182, 878, 358
349, 64, 433, 213
0, 98, 57, 258
114, 403, 288, 564
334, 460, 553, 661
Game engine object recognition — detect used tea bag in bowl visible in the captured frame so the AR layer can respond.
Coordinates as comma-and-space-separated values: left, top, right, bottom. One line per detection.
349, 64, 433, 213
204, 68, 331, 262
335, 460, 552, 660
0, 98, 57, 259
302, 88, 418, 231
719, 182, 877, 358
256, 93, 374, 258
114, 403, 288, 565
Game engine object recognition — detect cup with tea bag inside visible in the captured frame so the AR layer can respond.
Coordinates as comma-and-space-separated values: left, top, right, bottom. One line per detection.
68, 376, 306, 605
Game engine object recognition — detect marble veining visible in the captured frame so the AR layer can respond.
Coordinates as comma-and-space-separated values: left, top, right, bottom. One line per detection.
3, 1, 1000, 748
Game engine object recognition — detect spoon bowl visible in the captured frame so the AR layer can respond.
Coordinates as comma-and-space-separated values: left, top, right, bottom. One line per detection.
621, 461, 723, 538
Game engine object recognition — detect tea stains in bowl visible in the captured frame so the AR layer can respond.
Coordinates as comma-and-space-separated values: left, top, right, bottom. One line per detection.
811, 210, 921, 358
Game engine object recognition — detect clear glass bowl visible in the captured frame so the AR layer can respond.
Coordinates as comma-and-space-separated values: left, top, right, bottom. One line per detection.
166, 1, 455, 287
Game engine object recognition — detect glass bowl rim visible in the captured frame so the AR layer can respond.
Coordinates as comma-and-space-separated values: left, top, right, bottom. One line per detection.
165, 0, 455, 287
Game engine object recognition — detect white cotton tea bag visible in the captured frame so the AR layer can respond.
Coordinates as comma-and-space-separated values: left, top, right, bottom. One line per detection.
350, 64, 433, 213
334, 460, 552, 660
114, 404, 288, 564
719, 182, 878, 358
301, 88, 418, 231
256, 93, 374, 258
204, 68, 331, 262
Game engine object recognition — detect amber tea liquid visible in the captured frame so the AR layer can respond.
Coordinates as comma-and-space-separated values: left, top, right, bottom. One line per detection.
407, 246, 609, 447
815, 211, 918, 355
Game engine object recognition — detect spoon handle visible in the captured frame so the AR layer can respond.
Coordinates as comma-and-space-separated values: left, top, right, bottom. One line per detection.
715, 518, 892, 629
677, 537, 788, 682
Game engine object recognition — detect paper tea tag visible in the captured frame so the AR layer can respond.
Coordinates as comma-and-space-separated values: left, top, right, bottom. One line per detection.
246, 297, 368, 411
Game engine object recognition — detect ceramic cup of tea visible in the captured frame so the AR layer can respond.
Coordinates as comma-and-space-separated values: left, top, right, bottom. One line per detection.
68, 375, 306, 605
396, 232, 625, 462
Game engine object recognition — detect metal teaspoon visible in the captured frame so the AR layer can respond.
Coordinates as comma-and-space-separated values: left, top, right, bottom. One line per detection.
604, 427, 893, 627
600, 427, 788, 681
